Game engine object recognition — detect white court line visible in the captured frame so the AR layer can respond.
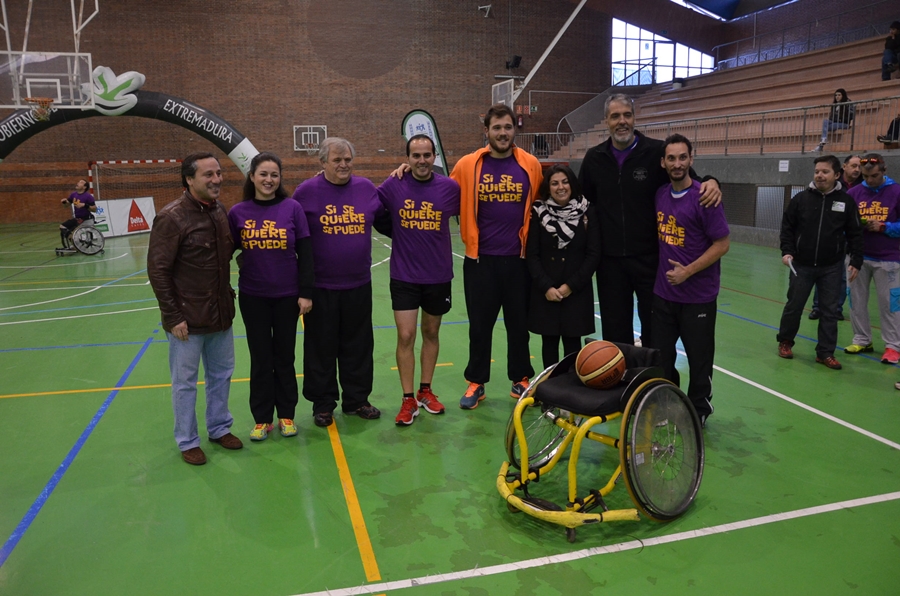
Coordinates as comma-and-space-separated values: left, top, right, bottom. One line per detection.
0, 282, 149, 293
712, 362, 900, 451
452, 251, 465, 259
0, 306, 158, 326
290, 491, 900, 596
371, 256, 390, 268
0, 253, 129, 268
670, 344, 900, 452
0, 286, 101, 311
371, 236, 392, 252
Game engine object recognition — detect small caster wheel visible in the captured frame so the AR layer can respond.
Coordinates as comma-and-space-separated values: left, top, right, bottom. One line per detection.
566, 527, 576, 543
506, 501, 521, 513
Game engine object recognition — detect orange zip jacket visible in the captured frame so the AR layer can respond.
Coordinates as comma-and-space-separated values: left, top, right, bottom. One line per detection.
450, 145, 544, 259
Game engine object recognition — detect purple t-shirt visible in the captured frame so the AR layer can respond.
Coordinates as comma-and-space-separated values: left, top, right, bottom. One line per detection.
654, 181, 730, 303
611, 137, 638, 169
848, 180, 900, 262
68, 191, 95, 220
476, 155, 530, 256
378, 173, 460, 284
228, 197, 310, 298
291, 175, 384, 290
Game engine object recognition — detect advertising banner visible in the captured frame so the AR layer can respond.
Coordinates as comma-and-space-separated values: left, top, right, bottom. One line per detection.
401, 109, 448, 176
94, 197, 156, 237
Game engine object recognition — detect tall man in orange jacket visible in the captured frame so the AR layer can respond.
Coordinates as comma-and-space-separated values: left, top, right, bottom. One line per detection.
451, 104, 544, 409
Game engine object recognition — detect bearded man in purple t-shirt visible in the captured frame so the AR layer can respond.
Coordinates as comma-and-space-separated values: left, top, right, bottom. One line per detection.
650, 135, 730, 428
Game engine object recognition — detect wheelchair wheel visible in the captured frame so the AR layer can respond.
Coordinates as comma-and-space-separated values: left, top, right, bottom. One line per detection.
72, 226, 105, 255
505, 403, 577, 470
619, 380, 704, 521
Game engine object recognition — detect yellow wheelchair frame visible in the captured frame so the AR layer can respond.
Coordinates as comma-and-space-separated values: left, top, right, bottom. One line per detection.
497, 343, 704, 542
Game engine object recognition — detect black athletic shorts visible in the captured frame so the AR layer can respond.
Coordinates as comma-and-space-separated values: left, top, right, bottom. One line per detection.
390, 279, 452, 316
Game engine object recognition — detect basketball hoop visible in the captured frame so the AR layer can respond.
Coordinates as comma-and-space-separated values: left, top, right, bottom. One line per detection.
24, 97, 55, 122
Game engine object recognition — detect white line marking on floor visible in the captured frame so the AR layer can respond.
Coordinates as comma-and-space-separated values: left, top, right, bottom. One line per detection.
0, 253, 129, 268
0, 306, 158, 326
289, 491, 900, 596
0, 286, 101, 311
713, 361, 900, 451
0, 282, 149, 293
370, 256, 390, 268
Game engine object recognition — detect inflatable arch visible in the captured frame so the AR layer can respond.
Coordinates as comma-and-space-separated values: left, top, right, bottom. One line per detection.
0, 67, 258, 173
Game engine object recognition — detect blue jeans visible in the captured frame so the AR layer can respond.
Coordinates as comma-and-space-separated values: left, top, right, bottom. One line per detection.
777, 261, 842, 357
883, 49, 899, 81
167, 327, 235, 450
821, 119, 850, 143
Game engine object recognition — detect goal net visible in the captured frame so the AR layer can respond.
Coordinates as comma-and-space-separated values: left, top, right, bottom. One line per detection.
90, 160, 183, 209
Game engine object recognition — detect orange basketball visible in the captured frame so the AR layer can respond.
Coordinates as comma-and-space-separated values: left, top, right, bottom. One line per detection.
576, 341, 626, 389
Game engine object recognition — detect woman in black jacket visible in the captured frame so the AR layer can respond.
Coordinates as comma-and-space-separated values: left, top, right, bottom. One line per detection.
816, 88, 854, 151
526, 165, 602, 369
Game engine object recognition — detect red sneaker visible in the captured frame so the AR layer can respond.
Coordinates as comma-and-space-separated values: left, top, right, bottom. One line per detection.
394, 397, 419, 426
416, 387, 445, 414
881, 348, 900, 365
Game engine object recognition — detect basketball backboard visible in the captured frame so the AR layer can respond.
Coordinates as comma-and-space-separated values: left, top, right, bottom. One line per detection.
0, 51, 95, 109
491, 79, 514, 108
293, 125, 327, 153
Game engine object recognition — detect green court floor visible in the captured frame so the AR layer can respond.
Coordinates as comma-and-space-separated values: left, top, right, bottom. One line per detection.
0, 223, 898, 595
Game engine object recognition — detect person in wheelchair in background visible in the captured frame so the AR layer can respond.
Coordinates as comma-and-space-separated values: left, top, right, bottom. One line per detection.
58, 179, 96, 250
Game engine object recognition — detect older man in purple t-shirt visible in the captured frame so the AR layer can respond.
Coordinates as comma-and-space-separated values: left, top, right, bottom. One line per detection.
291, 138, 388, 428
651, 135, 730, 428
378, 134, 461, 426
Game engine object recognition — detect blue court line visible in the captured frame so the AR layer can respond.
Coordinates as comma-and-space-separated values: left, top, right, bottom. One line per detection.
0, 334, 154, 569
717, 308, 892, 366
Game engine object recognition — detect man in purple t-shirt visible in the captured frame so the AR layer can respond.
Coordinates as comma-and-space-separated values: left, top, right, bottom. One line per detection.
58, 179, 96, 249
292, 138, 388, 428
378, 134, 460, 426
651, 135, 730, 428
844, 153, 900, 364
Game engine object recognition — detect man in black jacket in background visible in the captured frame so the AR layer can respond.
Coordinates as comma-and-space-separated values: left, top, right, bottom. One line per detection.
578, 94, 720, 346
776, 155, 864, 370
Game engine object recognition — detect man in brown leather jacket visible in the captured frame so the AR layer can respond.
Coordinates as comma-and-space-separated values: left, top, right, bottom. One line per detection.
148, 152, 243, 465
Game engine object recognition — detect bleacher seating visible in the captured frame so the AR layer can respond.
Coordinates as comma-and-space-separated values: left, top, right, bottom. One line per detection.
551, 35, 899, 160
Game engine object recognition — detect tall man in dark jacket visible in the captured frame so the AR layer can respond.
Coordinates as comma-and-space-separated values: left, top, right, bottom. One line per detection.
777, 155, 864, 370
578, 94, 720, 346
148, 152, 243, 465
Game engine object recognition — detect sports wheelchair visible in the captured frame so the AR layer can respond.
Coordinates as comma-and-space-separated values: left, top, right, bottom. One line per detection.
56, 215, 105, 256
498, 342, 704, 542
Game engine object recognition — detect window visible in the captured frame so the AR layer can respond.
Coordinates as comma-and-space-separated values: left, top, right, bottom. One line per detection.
611, 18, 714, 86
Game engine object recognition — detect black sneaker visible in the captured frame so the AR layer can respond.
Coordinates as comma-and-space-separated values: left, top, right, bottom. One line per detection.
808, 309, 820, 320
344, 404, 381, 420
698, 400, 714, 429
313, 411, 333, 427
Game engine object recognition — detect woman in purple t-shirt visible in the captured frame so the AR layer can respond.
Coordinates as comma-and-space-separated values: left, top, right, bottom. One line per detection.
228, 152, 314, 442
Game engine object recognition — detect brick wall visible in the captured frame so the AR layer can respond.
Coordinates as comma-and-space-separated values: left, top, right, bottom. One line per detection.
0, 0, 823, 222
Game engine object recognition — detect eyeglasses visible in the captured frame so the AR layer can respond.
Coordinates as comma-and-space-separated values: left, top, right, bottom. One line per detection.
859, 158, 883, 165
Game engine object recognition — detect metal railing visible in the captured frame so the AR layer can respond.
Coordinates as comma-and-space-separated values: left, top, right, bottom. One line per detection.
518, 96, 900, 160
611, 57, 657, 86
712, 1, 896, 70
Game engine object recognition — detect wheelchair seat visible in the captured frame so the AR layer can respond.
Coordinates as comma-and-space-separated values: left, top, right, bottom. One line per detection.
535, 366, 665, 417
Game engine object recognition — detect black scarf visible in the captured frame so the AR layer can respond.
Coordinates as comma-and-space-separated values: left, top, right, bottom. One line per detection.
533, 195, 589, 248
